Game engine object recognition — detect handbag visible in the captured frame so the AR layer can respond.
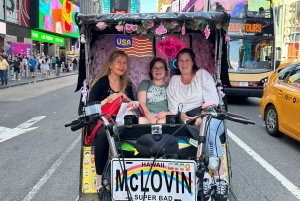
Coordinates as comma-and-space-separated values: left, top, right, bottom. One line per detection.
84, 96, 125, 145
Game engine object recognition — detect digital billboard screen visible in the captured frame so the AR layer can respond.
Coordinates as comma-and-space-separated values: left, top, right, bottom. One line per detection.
38, 0, 79, 38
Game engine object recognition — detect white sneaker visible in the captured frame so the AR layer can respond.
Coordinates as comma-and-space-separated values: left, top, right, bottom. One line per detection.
12, 78, 16, 80
18, 78, 21, 80
203, 172, 214, 201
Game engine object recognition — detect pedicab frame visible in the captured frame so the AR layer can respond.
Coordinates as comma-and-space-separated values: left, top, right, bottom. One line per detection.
74, 11, 234, 201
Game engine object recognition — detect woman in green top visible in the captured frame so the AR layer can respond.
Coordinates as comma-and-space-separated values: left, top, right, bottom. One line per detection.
137, 58, 172, 124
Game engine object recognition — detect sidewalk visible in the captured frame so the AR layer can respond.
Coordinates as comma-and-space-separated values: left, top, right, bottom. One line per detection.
0, 70, 78, 89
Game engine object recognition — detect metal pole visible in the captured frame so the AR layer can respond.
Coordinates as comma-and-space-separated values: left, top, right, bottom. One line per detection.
179, 0, 181, 12
25, 64, 29, 77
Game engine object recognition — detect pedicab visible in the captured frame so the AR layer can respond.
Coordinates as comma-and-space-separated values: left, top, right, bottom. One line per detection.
65, 11, 255, 201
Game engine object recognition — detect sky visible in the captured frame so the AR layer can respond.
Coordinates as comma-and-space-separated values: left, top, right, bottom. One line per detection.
140, 0, 157, 13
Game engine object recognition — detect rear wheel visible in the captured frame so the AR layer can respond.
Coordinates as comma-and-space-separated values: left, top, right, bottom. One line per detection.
265, 105, 283, 137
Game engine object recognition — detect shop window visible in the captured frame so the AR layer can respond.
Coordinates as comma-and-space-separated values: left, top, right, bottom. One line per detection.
0, 0, 4, 20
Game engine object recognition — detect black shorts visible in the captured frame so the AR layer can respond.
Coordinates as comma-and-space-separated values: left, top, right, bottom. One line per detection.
30, 68, 35, 72
14, 68, 20, 73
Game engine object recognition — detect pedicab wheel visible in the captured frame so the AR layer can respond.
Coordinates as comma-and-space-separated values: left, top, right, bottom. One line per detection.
265, 105, 283, 137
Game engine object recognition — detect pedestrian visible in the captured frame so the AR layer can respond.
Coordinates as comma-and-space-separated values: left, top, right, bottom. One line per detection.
56, 56, 62, 76
12, 55, 22, 80
28, 55, 37, 77
255, 7, 265, 18
51, 55, 56, 71
72, 57, 78, 71
0, 54, 9, 85
43, 58, 50, 77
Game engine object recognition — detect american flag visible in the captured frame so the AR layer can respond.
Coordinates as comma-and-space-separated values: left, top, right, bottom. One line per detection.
116, 36, 153, 57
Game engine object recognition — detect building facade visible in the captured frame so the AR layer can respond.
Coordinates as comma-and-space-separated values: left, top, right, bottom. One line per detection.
281, 0, 300, 62
0, 0, 32, 56
30, 0, 80, 58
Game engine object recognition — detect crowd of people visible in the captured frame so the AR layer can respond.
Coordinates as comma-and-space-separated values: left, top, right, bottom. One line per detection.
87, 49, 228, 201
0, 52, 78, 86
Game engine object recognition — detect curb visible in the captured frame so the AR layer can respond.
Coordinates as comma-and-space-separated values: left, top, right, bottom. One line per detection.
0, 73, 78, 90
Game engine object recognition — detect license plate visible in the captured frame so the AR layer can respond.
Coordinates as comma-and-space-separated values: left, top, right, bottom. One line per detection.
239, 82, 248, 86
111, 158, 197, 201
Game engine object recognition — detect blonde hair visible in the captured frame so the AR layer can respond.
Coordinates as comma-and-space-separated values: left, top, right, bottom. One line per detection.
91, 51, 131, 94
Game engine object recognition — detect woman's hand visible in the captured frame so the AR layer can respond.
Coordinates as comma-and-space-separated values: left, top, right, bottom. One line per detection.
193, 117, 202, 127
156, 111, 169, 120
149, 116, 158, 124
107, 92, 130, 103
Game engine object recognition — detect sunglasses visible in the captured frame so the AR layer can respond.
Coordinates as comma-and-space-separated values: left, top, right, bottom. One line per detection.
125, 24, 138, 31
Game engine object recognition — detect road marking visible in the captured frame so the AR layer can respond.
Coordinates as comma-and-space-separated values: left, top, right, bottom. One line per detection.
252, 97, 261, 101
0, 116, 46, 143
228, 129, 300, 200
22, 134, 81, 201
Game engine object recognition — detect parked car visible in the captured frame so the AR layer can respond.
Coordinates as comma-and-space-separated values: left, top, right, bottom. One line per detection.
260, 62, 300, 142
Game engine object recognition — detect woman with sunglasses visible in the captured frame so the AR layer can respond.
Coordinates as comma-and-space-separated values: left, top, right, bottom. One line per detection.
137, 58, 171, 124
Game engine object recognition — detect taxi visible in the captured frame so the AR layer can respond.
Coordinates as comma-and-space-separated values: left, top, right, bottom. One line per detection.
260, 62, 300, 142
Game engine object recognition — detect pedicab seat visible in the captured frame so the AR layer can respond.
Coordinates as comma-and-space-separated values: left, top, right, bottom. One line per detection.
115, 123, 200, 159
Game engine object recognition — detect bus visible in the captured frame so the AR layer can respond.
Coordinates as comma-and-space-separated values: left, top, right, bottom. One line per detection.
208, 0, 276, 98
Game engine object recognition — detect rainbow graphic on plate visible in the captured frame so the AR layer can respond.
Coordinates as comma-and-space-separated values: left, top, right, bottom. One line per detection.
178, 139, 192, 149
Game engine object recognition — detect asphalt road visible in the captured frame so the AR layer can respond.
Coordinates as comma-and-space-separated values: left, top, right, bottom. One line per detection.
0, 77, 299, 201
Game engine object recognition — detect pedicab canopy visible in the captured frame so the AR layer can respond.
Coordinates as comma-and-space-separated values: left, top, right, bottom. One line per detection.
75, 12, 231, 100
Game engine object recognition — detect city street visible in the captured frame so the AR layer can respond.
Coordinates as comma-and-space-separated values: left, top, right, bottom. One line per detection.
0, 76, 299, 201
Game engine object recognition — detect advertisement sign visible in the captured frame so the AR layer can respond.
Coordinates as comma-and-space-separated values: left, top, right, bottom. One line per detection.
31, 30, 65, 46
8, 42, 31, 56
101, 0, 111, 13
113, 10, 128, 14
38, 0, 80, 38
6, 0, 30, 26
0, 22, 6, 34
182, 0, 196, 12
130, 0, 138, 13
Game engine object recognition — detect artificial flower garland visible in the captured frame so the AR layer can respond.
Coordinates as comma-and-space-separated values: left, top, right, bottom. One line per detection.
93, 19, 229, 42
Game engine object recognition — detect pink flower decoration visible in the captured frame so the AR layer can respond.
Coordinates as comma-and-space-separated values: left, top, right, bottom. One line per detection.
171, 21, 179, 29
115, 25, 124, 32
81, 80, 87, 102
96, 22, 107, 31
204, 25, 210, 39
141, 29, 148, 35
143, 20, 154, 29
155, 25, 167, 35
216, 22, 221, 29
182, 24, 186, 35
225, 34, 231, 43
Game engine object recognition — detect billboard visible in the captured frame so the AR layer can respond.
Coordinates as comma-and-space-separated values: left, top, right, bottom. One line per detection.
101, 0, 111, 13
6, 42, 31, 56
31, 30, 65, 46
6, 0, 30, 26
38, 0, 80, 38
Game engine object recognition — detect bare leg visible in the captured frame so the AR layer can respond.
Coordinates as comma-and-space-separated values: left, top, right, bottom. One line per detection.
138, 117, 150, 124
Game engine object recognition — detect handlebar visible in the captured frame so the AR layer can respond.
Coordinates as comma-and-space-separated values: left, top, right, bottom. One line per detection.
186, 112, 255, 125
65, 114, 102, 131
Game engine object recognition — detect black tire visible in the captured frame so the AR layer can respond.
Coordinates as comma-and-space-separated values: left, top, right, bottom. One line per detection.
265, 105, 283, 137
